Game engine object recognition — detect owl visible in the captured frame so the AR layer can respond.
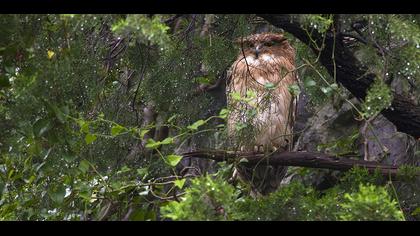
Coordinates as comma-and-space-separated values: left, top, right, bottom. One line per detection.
226, 33, 298, 195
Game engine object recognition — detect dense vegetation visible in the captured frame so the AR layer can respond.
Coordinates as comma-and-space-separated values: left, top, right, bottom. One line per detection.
0, 14, 419, 221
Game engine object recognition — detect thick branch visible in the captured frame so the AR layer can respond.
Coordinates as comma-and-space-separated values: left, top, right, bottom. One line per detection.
183, 150, 402, 178
257, 14, 420, 139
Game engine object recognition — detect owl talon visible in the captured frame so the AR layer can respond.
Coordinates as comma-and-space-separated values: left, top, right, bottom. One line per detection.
253, 145, 264, 153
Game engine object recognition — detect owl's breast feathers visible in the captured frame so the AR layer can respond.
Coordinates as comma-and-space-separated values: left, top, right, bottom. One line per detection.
227, 52, 297, 150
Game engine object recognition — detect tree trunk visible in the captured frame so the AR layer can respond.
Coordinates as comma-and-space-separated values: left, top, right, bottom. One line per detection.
257, 14, 420, 139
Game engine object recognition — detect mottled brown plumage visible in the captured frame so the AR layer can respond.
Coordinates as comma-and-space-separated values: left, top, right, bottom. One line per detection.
227, 33, 298, 195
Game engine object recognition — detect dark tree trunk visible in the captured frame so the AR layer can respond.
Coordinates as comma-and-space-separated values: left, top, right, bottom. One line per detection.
257, 14, 420, 139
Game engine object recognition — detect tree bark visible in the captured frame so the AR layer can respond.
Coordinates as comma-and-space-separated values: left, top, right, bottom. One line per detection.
257, 14, 420, 139
182, 150, 405, 178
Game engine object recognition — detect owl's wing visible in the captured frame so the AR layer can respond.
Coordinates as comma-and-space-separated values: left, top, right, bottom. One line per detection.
226, 65, 233, 86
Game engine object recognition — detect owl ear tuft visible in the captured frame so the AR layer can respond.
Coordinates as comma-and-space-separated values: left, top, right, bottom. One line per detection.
271, 34, 288, 44
234, 37, 247, 45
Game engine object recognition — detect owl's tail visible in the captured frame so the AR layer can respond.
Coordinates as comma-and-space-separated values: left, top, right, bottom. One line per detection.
236, 163, 288, 196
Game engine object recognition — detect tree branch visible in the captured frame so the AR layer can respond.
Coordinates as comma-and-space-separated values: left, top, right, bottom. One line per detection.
257, 14, 420, 139
182, 150, 405, 178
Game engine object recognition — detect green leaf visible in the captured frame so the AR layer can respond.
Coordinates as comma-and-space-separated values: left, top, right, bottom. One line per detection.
4, 66, 15, 74
33, 118, 52, 137
231, 91, 242, 101
63, 152, 76, 163
79, 121, 89, 133
187, 120, 206, 131
304, 79, 317, 87
55, 110, 66, 124
85, 133, 97, 144
78, 159, 90, 174
139, 129, 150, 139
111, 124, 124, 136
129, 208, 147, 221
264, 82, 276, 90
167, 114, 178, 123
219, 108, 229, 119
48, 185, 66, 204
246, 90, 257, 99
246, 108, 257, 118
412, 207, 420, 216
24, 175, 36, 185
111, 18, 129, 32
144, 209, 157, 221
63, 175, 72, 185
235, 122, 247, 131
160, 137, 174, 145
117, 165, 131, 174
145, 138, 161, 149
48, 103, 66, 123
195, 76, 211, 85
174, 179, 186, 189
288, 84, 301, 96
137, 168, 149, 179
165, 154, 182, 167
77, 183, 91, 201
8, 169, 14, 179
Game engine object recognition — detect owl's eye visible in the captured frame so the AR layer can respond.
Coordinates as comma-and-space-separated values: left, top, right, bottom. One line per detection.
246, 42, 254, 48
264, 41, 274, 47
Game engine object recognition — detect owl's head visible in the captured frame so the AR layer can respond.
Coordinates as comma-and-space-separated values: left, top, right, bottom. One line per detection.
235, 33, 289, 59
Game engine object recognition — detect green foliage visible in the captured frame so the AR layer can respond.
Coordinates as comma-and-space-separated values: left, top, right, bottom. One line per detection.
288, 83, 301, 97
317, 129, 360, 156
388, 15, 420, 46
361, 78, 393, 118
396, 165, 420, 182
0, 14, 418, 221
112, 15, 171, 49
187, 119, 206, 131
160, 175, 237, 220
165, 155, 182, 167
301, 14, 334, 34
293, 41, 333, 107
200, 34, 237, 75
162, 167, 404, 221
111, 124, 125, 136
339, 184, 404, 221
339, 167, 384, 192
0, 135, 187, 221
233, 181, 317, 220
84, 133, 97, 144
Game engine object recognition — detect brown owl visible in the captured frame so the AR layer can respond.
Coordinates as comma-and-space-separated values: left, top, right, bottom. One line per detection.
226, 33, 298, 195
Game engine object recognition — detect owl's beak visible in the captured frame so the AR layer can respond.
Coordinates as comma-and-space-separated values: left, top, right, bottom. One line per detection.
254, 45, 261, 58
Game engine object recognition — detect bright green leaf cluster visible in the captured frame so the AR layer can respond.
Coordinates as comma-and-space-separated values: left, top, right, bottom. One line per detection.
362, 78, 393, 119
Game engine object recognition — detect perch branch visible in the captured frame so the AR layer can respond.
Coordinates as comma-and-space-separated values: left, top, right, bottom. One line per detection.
183, 150, 405, 178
